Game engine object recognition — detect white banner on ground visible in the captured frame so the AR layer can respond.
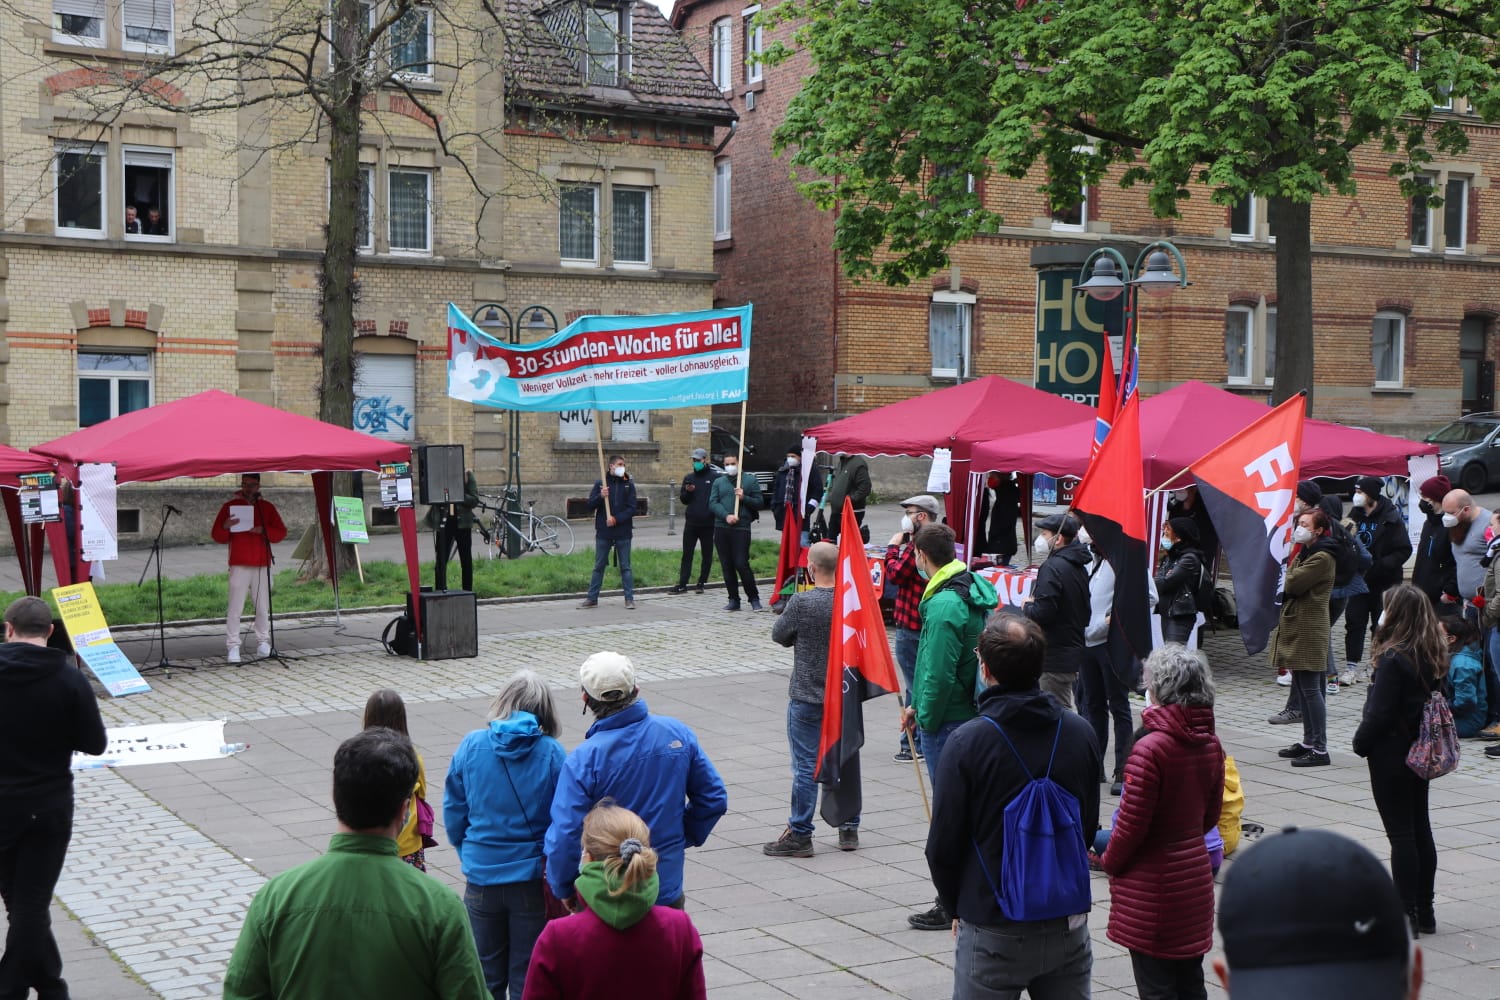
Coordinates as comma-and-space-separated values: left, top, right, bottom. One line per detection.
72, 720, 229, 770
79, 462, 118, 562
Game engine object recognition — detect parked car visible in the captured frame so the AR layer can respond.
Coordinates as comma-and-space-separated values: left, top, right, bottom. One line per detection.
1427, 412, 1500, 494
709, 424, 776, 491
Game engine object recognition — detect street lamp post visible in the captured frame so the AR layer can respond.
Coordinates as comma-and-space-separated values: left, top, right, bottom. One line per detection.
472, 303, 559, 557
1073, 241, 1190, 396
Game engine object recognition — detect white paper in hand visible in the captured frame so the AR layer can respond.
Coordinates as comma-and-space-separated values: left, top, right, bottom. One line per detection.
229, 505, 255, 532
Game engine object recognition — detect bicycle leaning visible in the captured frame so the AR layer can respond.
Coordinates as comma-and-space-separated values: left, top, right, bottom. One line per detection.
476, 489, 576, 557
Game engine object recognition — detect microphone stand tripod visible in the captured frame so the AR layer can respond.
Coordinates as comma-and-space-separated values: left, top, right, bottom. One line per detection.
138, 505, 192, 676
252, 494, 295, 668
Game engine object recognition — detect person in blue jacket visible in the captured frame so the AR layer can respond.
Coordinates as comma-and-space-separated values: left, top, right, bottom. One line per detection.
1440, 615, 1488, 738
445, 670, 566, 1000
545, 651, 728, 908
580, 454, 637, 609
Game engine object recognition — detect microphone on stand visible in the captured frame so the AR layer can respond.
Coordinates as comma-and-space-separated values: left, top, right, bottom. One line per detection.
165, 504, 183, 515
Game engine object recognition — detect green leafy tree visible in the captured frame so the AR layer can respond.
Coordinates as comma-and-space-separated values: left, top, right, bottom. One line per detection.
773, 0, 1500, 407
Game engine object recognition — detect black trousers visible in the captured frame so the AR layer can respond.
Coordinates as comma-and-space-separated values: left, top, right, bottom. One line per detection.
678, 522, 715, 587
434, 516, 473, 592
714, 527, 758, 603
1345, 586, 1386, 664
0, 803, 73, 1000
1079, 644, 1134, 778
1129, 951, 1207, 1000
1367, 758, 1437, 909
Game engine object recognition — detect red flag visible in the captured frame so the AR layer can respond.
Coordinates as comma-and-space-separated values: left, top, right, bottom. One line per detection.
1091, 332, 1117, 460
1073, 392, 1151, 659
1189, 394, 1307, 654
771, 503, 803, 605
816, 500, 900, 827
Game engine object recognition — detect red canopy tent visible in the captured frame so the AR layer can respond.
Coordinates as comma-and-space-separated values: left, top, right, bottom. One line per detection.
970, 381, 1438, 486
802, 376, 1093, 537
30, 390, 425, 643
0, 444, 62, 595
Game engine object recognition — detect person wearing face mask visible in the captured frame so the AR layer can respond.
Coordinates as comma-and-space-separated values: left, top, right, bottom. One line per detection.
822, 454, 872, 543
1154, 518, 1206, 646
771, 446, 818, 533
580, 455, 637, 610
1480, 511, 1500, 749
1166, 484, 1219, 570
1411, 476, 1458, 612
1020, 513, 1091, 710
1270, 508, 1339, 767
1345, 475, 1414, 683
886, 495, 944, 762
671, 449, 719, 595
708, 457, 765, 611
977, 471, 1020, 563
1442, 487, 1500, 738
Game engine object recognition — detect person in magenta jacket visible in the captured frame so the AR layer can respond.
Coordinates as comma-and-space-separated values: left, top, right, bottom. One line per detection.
1102, 643, 1224, 1000
523, 803, 704, 1000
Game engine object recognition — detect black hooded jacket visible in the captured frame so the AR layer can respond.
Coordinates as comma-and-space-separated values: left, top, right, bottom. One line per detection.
0, 642, 106, 811
1352, 496, 1413, 592
927, 686, 1101, 925
1021, 539, 1092, 674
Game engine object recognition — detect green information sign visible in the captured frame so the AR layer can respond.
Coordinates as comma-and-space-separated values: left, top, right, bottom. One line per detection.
332, 496, 369, 543
1033, 268, 1125, 407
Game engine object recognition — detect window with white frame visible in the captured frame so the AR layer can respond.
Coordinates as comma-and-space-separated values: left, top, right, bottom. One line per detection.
1443, 175, 1468, 253
929, 291, 974, 379
1410, 175, 1434, 250
355, 165, 374, 251
1263, 306, 1277, 383
559, 183, 599, 263
584, 6, 625, 86
387, 168, 431, 253
558, 408, 594, 442
1230, 195, 1260, 240
713, 159, 731, 239
391, 5, 432, 78
78, 350, 151, 427
53, 0, 105, 44
123, 146, 173, 241
55, 142, 105, 237
1372, 311, 1405, 387
742, 5, 762, 83
1051, 185, 1087, 231
1224, 303, 1276, 385
710, 17, 732, 91
122, 0, 172, 52
612, 186, 650, 266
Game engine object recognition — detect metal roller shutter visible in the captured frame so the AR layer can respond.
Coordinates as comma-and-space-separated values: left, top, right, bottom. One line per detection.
353, 354, 416, 442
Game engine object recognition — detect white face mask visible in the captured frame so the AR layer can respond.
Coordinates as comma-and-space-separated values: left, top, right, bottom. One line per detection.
1292, 526, 1314, 544
1172, 489, 1190, 502
1352, 491, 1368, 508
900, 515, 914, 534
1076, 526, 1092, 546
611, 466, 626, 478
787, 457, 799, 467
1378, 610, 1388, 628
1441, 512, 1461, 529
723, 464, 737, 477
1033, 534, 1052, 556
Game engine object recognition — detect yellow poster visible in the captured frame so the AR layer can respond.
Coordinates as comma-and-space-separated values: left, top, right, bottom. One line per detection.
52, 582, 112, 648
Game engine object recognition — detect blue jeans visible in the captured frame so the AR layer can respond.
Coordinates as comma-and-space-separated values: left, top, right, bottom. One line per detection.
895, 628, 919, 749
785, 699, 858, 835
922, 719, 967, 789
1484, 626, 1500, 726
953, 917, 1092, 1000
587, 536, 633, 601
464, 879, 547, 1000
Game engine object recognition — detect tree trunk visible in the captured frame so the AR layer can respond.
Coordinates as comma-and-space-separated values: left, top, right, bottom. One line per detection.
1270, 195, 1314, 413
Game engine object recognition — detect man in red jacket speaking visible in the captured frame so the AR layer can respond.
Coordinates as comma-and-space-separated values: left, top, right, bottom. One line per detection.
211, 473, 288, 662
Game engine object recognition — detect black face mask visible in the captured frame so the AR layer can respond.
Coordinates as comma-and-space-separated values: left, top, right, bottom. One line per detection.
1420, 500, 1435, 515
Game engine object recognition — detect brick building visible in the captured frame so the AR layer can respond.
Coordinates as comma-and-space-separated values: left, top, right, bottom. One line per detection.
672, 0, 1500, 453
0, 0, 733, 544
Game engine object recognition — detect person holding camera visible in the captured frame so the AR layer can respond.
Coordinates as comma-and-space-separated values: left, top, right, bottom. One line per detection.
885, 495, 944, 762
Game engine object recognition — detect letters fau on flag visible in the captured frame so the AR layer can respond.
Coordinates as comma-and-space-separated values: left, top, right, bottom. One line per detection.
1189, 394, 1307, 655
817, 500, 901, 828
1072, 392, 1152, 660
1092, 331, 1118, 459
771, 503, 803, 606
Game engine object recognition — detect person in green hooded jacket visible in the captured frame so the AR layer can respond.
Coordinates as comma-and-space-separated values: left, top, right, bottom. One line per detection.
899, 522, 998, 932
523, 803, 705, 999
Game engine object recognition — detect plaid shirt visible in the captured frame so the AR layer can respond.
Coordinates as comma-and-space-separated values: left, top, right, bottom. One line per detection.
886, 542, 923, 631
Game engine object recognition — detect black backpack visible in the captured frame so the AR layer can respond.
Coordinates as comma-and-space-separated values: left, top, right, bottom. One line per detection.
381, 613, 418, 657
1330, 523, 1358, 588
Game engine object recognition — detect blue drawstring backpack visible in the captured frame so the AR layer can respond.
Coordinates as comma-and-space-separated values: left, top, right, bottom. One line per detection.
972, 716, 1092, 922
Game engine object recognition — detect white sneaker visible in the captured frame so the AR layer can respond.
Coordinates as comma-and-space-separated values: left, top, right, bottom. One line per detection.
1275, 671, 1292, 687
227, 647, 242, 663
1338, 669, 1360, 686
256, 642, 272, 658
1326, 680, 1340, 695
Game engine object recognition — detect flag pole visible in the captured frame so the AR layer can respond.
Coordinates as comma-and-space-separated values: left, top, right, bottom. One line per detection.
593, 413, 612, 519
903, 719, 931, 821
732, 400, 747, 518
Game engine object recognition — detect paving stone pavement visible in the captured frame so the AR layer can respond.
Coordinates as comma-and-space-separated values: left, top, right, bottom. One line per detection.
5, 593, 1500, 999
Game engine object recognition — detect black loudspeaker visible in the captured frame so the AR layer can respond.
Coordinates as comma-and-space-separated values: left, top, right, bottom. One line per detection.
407, 588, 478, 660
418, 444, 466, 505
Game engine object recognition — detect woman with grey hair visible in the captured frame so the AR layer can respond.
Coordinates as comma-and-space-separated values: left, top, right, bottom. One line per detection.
445, 671, 566, 999
1102, 645, 1225, 1000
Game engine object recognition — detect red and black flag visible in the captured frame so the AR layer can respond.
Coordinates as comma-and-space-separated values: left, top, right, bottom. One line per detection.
1091, 329, 1118, 459
771, 503, 803, 606
817, 499, 901, 828
1072, 392, 1152, 659
1189, 394, 1306, 654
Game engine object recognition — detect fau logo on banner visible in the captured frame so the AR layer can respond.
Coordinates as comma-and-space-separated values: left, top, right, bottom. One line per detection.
1243, 442, 1297, 560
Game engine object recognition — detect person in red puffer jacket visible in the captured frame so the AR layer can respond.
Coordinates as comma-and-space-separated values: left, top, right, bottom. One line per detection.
1102, 643, 1224, 1000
